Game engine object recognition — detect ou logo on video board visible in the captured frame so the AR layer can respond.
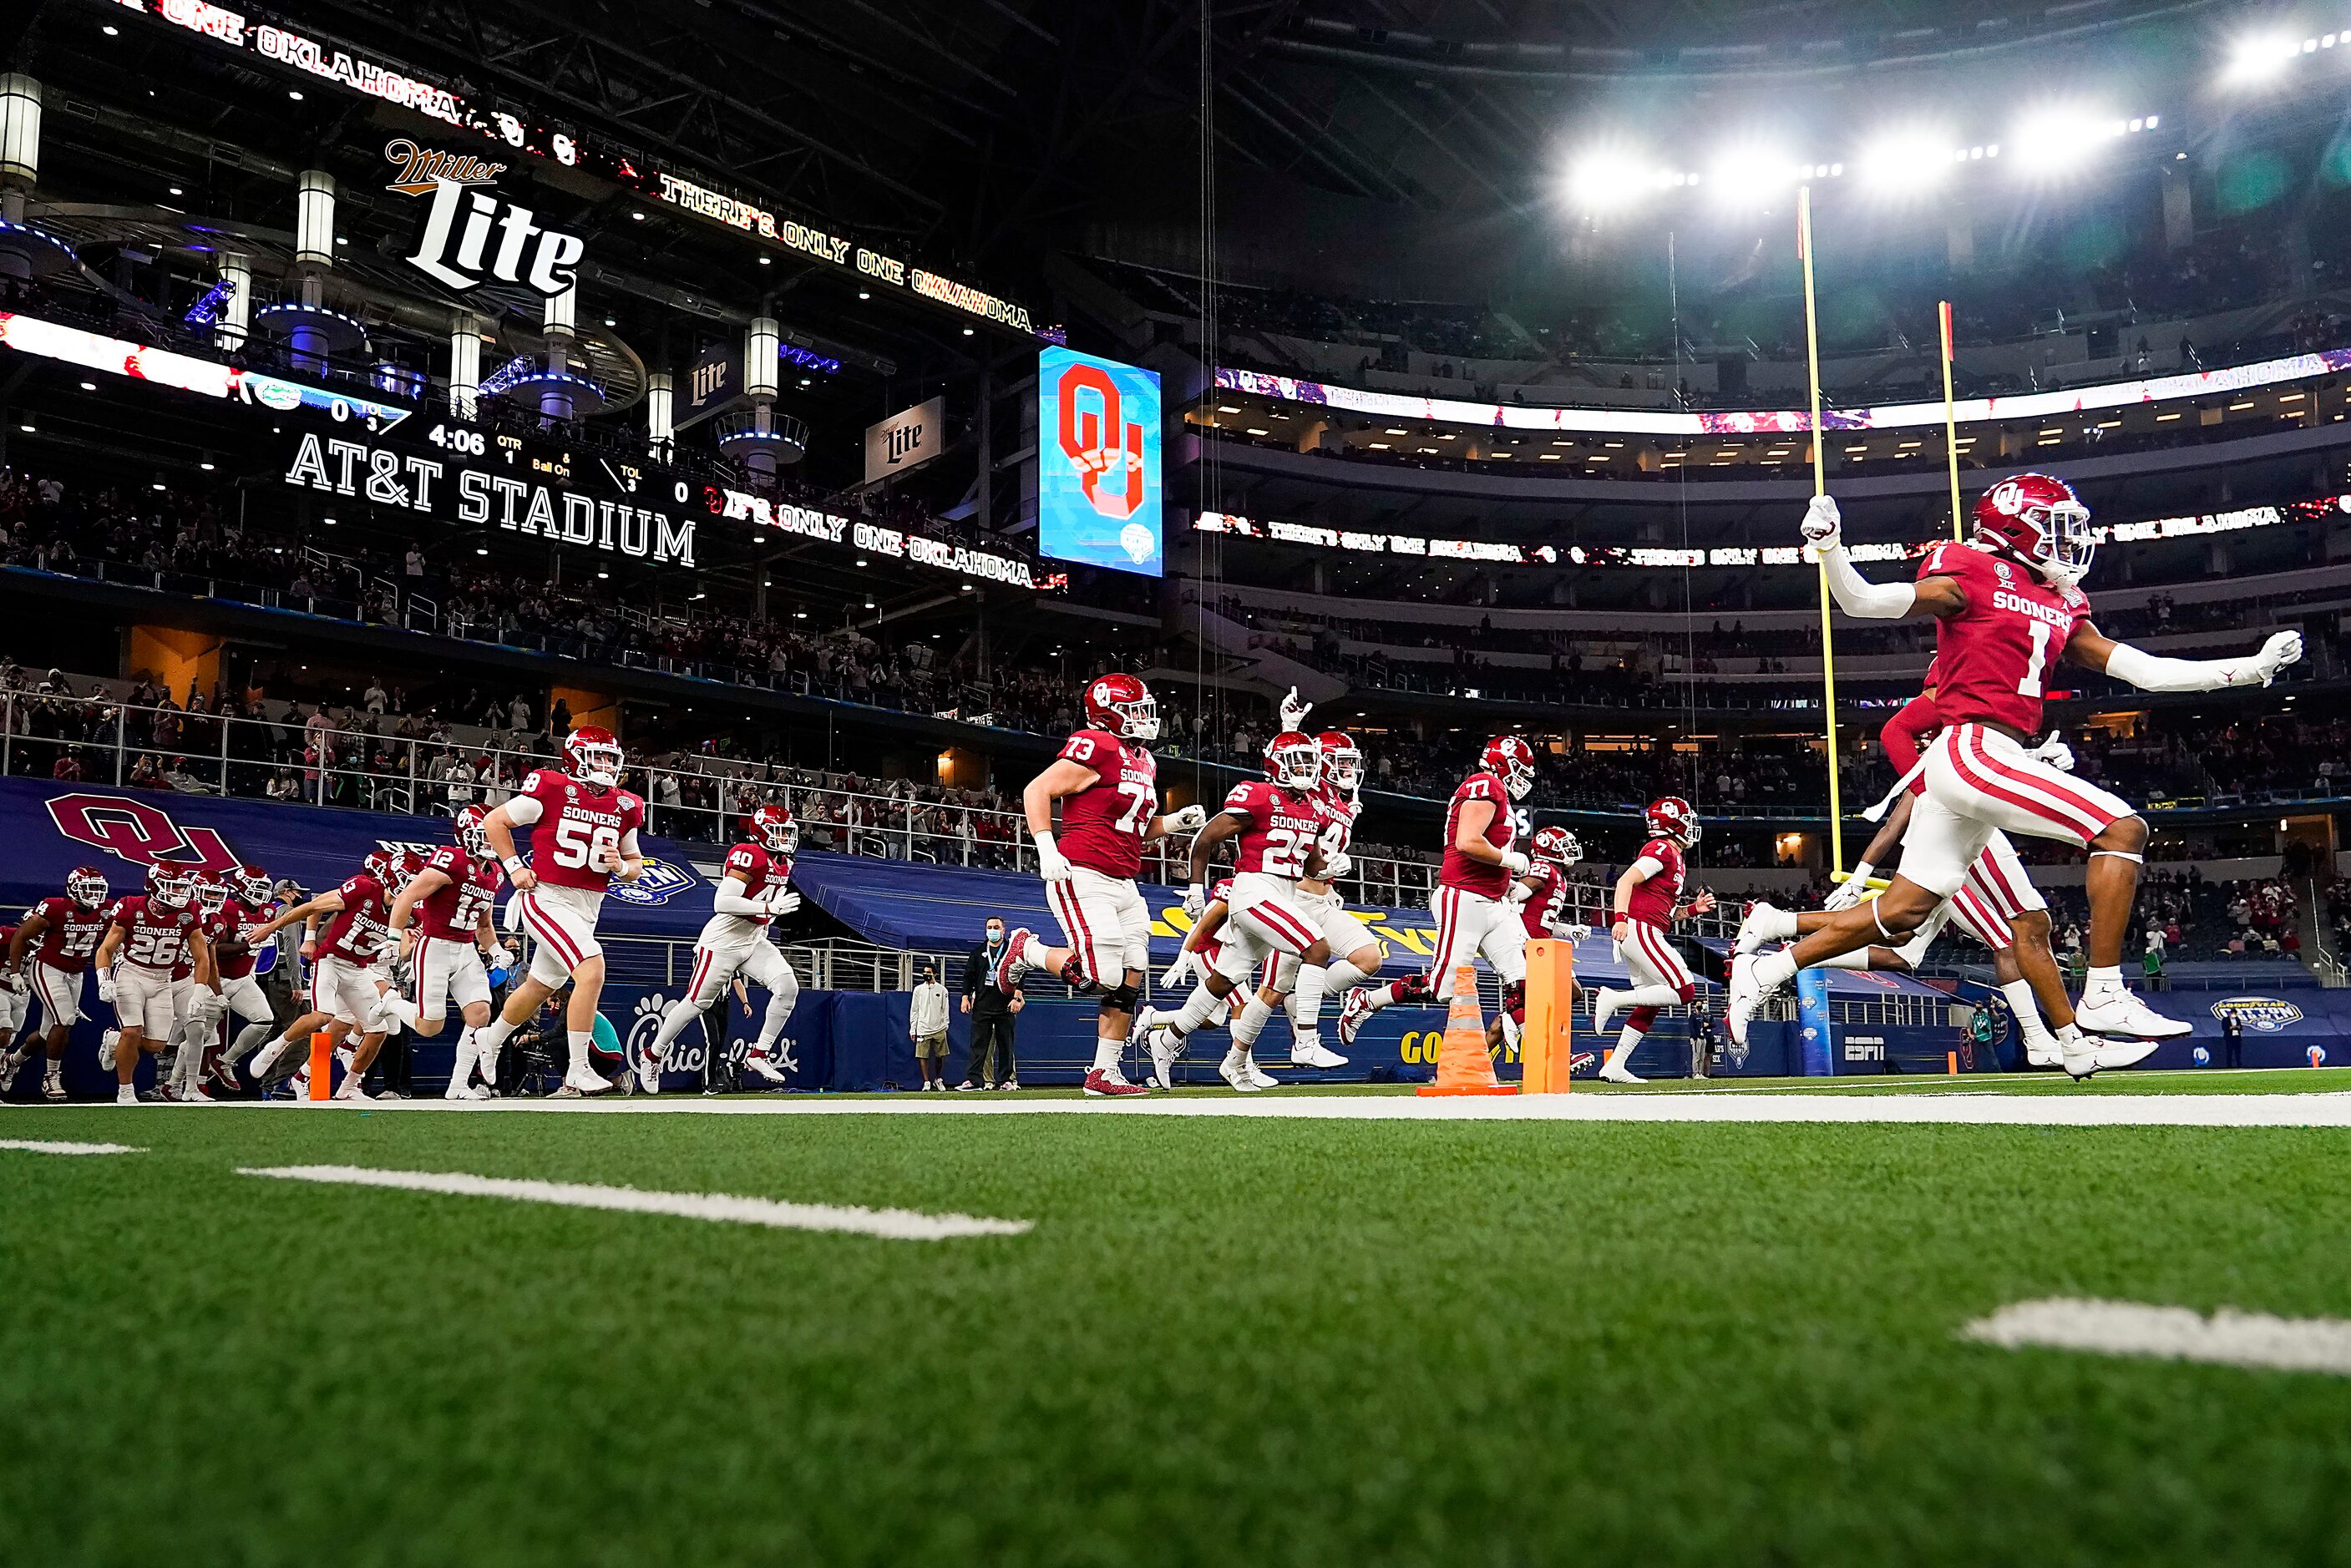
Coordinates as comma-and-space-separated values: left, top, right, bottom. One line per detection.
1038, 346, 1162, 578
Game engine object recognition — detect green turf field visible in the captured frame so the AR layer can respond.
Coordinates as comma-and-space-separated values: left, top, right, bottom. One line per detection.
5, 1085, 2349, 1566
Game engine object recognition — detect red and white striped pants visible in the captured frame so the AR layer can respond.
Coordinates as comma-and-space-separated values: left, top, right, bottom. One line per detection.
1905, 722, 2133, 898
1425, 883, 1528, 1000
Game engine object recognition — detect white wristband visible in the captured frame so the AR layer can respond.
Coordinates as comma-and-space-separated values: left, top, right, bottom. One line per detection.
501, 855, 525, 873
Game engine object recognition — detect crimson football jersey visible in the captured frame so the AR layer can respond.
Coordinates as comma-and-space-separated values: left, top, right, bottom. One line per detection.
1440, 770, 1517, 898
511, 768, 647, 893
1517, 859, 1574, 940
319, 873, 397, 964
200, 901, 259, 981
1880, 690, 1944, 798
1624, 838, 1687, 928
1053, 728, 1158, 880
28, 895, 109, 973
108, 894, 200, 974
1918, 541, 2090, 734
414, 845, 504, 943
1302, 787, 1360, 884
712, 842, 786, 936
1220, 779, 1326, 879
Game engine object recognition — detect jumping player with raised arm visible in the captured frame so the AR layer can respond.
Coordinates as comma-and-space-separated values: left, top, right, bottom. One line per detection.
472, 726, 647, 1098
1726, 476, 2302, 1074
641, 802, 804, 1094
1, 866, 111, 1100
1239, 728, 1385, 1071
1589, 798, 1717, 1085
1137, 731, 1337, 1092
1336, 736, 1538, 1047
994, 674, 1207, 1099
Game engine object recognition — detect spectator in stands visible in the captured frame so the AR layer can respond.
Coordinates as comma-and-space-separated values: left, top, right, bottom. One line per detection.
959, 918, 1020, 1091
909, 964, 950, 1091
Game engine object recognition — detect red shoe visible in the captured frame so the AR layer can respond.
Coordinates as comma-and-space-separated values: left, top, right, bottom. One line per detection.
1082, 1068, 1150, 1098
992, 929, 1033, 995
1336, 985, 1376, 1050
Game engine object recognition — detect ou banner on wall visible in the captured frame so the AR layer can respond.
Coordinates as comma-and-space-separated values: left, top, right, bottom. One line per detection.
1037, 346, 1162, 578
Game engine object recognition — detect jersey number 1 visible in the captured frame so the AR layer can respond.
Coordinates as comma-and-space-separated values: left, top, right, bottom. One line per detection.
2017, 620, 2051, 698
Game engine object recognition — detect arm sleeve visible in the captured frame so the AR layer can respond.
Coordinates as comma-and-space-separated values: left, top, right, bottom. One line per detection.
1627, 856, 1665, 881
502, 793, 545, 827
1819, 545, 1918, 620
618, 827, 642, 858
2102, 640, 2267, 693
711, 873, 765, 917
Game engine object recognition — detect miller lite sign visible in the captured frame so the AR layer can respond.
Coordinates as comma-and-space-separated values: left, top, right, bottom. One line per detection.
863, 396, 945, 484
388, 141, 587, 300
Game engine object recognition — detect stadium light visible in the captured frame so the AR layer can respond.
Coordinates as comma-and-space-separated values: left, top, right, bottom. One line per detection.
2009, 109, 2148, 175
1568, 148, 1670, 213
1856, 129, 1955, 193
2226, 33, 2302, 84
1707, 144, 1800, 207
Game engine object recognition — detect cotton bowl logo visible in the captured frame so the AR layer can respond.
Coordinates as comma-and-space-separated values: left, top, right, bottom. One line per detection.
1120, 521, 1155, 563
2210, 996, 2305, 1034
605, 855, 695, 906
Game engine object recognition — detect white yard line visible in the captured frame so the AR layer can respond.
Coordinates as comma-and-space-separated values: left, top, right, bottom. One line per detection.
0, 1138, 144, 1155
236, 1164, 1031, 1241
154, 1090, 2351, 1128
1963, 1298, 2351, 1376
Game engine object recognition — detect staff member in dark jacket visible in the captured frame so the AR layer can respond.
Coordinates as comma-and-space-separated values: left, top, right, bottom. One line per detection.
960, 918, 1021, 1090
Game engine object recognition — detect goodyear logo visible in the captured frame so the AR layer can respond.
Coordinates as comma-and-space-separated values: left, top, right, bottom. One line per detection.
606, 855, 697, 907
2211, 996, 2305, 1034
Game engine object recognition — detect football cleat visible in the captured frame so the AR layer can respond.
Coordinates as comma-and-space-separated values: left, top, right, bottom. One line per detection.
1335, 986, 1376, 1050
1289, 1039, 1346, 1070
1734, 901, 1796, 955
1725, 953, 1769, 1047
1217, 1050, 1261, 1094
2024, 1034, 2063, 1069
635, 1046, 663, 1096
560, 1065, 612, 1097
1599, 1061, 1644, 1085
1082, 1067, 1149, 1098
742, 1053, 788, 1087
991, 930, 1033, 996
0, 1052, 23, 1095
2074, 989, 2191, 1039
115, 1085, 138, 1105
1591, 987, 1626, 1036
1244, 1056, 1279, 1090
1148, 1028, 1181, 1090
43, 1070, 68, 1102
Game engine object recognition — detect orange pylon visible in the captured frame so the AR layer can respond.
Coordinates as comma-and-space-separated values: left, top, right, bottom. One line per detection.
1417, 964, 1518, 1097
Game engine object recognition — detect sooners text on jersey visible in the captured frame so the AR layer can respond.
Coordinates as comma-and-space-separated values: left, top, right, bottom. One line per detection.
1920, 540, 2091, 734
1625, 839, 1688, 927
109, 895, 200, 973
519, 768, 648, 893
1441, 771, 1518, 898
28, 895, 109, 972
320, 874, 397, 964
417, 846, 505, 942
1055, 728, 1158, 880
1221, 780, 1329, 881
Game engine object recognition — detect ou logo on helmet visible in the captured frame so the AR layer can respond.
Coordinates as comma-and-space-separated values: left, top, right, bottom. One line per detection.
1985, 479, 2027, 517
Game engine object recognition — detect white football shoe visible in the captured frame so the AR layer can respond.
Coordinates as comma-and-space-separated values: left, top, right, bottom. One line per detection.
560, 1065, 612, 1097
742, 1053, 789, 1086
1591, 986, 1626, 1036
1599, 1060, 1644, 1085
635, 1046, 663, 1095
2074, 989, 2191, 1039
0, 1050, 25, 1094
2023, 1033, 2063, 1069
1244, 1055, 1280, 1089
1147, 1027, 1182, 1090
1725, 953, 1771, 1047
1218, 1050, 1262, 1093
1735, 901, 1797, 955
1289, 1039, 1346, 1070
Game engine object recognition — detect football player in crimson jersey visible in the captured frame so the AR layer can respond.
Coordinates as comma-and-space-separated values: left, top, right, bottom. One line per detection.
374, 807, 509, 1099
998, 674, 1208, 1098
1133, 876, 1254, 1086
1143, 731, 1340, 1092
243, 849, 404, 1099
200, 864, 286, 1091
1736, 686, 2093, 1072
1337, 736, 1538, 1049
641, 802, 805, 1095
94, 866, 210, 1105
1, 866, 111, 1100
1589, 799, 1718, 1085
1729, 479, 2303, 1074
475, 726, 649, 1097
1488, 826, 1595, 1058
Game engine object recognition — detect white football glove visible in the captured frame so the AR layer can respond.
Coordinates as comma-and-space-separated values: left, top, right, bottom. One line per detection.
1499, 850, 1531, 877
96, 969, 116, 1003
1183, 883, 1208, 918
2249, 630, 2304, 686
1507, 881, 1534, 906
1800, 493, 1842, 552
2028, 731, 2075, 773
1279, 685, 1313, 731
1034, 831, 1073, 883
1324, 850, 1352, 880
1822, 865, 1874, 913
1554, 923, 1593, 942
1162, 803, 1209, 835
764, 890, 803, 917
1160, 949, 1195, 989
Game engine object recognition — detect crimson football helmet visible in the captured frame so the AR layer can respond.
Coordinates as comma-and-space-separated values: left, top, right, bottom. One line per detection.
1315, 731, 1363, 794
1482, 736, 1537, 801
453, 803, 491, 857
361, 847, 396, 883
1644, 797, 1701, 847
747, 802, 798, 857
147, 864, 194, 908
1973, 472, 2094, 588
190, 872, 229, 913
1264, 731, 1322, 791
233, 863, 273, 905
564, 724, 626, 787
1532, 825, 1583, 866
1082, 672, 1159, 741
66, 866, 108, 909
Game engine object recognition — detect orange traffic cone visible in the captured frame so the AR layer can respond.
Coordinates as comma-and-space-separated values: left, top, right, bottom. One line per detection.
1417, 964, 1518, 1097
